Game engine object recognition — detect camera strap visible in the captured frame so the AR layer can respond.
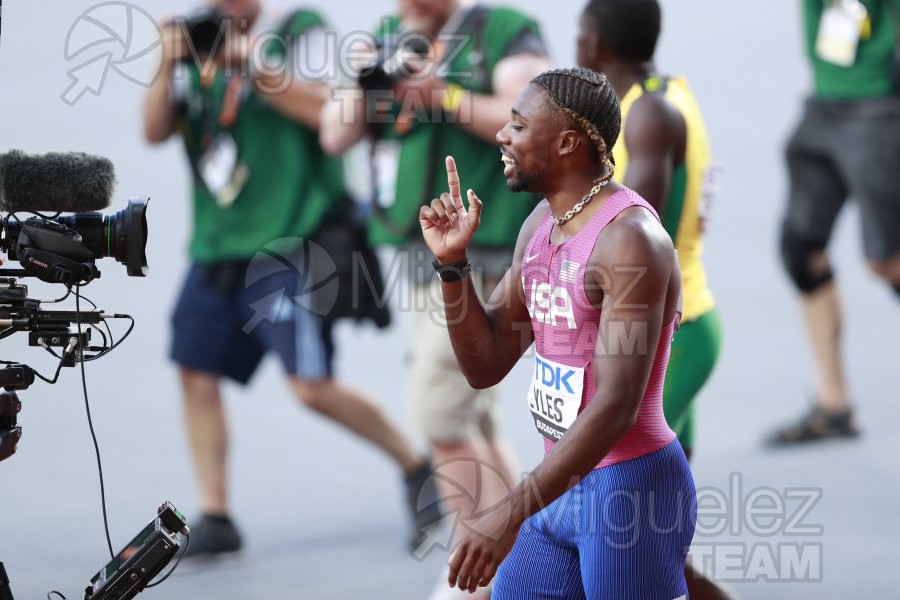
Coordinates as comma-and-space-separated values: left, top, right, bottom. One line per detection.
370, 4, 489, 241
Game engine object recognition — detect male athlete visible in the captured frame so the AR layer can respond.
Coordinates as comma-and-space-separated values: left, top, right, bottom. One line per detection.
419, 67, 695, 598
577, 0, 721, 462
577, 2, 728, 597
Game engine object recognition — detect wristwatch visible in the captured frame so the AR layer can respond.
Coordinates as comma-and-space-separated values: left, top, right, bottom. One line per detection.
432, 256, 471, 282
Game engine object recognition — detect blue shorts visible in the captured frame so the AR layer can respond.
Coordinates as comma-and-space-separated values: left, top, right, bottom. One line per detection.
170, 257, 334, 384
493, 440, 696, 600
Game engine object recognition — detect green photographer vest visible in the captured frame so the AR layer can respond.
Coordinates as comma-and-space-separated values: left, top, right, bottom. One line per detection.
370, 6, 544, 248
178, 9, 346, 263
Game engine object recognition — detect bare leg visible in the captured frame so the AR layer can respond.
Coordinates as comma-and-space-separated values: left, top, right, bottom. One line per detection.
290, 377, 421, 473
427, 436, 510, 600
181, 368, 229, 516
685, 562, 734, 600
800, 279, 849, 411
867, 254, 900, 298
484, 437, 520, 493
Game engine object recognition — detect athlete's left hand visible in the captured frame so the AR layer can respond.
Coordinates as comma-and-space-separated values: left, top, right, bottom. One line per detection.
447, 503, 521, 593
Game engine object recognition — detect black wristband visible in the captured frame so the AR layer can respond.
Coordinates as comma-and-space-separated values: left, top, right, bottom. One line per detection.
433, 257, 471, 282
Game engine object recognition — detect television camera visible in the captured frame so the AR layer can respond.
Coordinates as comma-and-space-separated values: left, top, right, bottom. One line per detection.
0, 150, 188, 600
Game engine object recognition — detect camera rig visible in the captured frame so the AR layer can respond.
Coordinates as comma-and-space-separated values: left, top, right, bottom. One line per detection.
0, 189, 188, 599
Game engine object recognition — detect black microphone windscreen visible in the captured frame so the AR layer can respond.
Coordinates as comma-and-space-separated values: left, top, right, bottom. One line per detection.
0, 150, 116, 213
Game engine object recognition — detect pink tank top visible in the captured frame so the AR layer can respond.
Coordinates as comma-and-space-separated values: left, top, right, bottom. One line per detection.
521, 187, 676, 469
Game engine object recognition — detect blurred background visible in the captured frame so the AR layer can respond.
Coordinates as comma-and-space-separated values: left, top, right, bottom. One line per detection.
1, 0, 898, 598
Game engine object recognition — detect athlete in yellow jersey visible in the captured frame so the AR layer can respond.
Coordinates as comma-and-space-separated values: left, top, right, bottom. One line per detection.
578, 1, 727, 599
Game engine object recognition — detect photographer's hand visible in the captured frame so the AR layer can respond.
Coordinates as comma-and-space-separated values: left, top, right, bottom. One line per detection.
160, 18, 190, 66
215, 28, 252, 74
143, 18, 187, 143
419, 156, 482, 265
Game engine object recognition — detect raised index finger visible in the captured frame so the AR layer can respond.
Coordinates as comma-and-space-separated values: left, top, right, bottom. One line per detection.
445, 155, 464, 212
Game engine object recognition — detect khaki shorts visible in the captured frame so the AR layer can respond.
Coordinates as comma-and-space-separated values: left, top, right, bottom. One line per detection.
409, 276, 502, 442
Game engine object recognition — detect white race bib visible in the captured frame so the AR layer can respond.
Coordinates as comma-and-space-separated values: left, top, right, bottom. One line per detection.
528, 351, 585, 442
815, 0, 867, 67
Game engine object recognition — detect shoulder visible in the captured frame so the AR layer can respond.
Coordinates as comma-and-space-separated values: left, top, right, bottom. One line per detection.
483, 5, 545, 47
594, 197, 674, 269
623, 88, 685, 159
626, 90, 683, 139
485, 5, 539, 25
279, 8, 327, 34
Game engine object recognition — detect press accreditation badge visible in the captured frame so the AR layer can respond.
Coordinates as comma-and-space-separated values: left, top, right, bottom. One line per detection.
528, 352, 585, 442
815, 0, 868, 67
372, 139, 401, 209
199, 133, 248, 208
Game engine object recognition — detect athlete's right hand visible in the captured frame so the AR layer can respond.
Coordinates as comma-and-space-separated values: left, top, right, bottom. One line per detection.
420, 155, 483, 265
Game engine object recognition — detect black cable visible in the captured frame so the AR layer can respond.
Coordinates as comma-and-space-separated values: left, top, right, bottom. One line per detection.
144, 532, 191, 588
45, 285, 73, 304
75, 285, 116, 562
1, 356, 66, 384
79, 315, 132, 363
89, 324, 109, 351
100, 315, 134, 354
102, 317, 114, 351
31, 355, 65, 384
76, 293, 97, 310
47, 591, 67, 600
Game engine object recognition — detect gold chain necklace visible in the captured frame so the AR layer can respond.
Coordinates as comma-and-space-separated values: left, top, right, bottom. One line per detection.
552, 172, 614, 226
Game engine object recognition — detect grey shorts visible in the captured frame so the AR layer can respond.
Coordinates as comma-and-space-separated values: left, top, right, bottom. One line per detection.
402, 244, 512, 442
783, 97, 900, 262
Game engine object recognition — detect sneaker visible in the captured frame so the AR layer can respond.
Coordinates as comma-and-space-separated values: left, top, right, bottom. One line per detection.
404, 460, 444, 552
767, 405, 860, 446
182, 515, 243, 560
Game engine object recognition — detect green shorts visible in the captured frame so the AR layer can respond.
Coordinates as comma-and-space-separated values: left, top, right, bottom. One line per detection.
664, 307, 722, 451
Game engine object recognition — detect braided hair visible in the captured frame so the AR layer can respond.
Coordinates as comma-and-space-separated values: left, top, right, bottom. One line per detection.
531, 67, 620, 178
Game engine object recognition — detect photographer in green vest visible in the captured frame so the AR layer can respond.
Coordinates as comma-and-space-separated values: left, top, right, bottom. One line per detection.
321, 1, 549, 594
142, 0, 440, 560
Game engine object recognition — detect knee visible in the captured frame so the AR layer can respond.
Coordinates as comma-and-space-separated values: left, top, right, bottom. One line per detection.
780, 225, 833, 293
866, 255, 900, 293
180, 369, 219, 403
291, 378, 333, 413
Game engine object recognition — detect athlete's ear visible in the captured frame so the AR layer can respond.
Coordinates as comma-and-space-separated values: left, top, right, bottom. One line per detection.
558, 129, 582, 157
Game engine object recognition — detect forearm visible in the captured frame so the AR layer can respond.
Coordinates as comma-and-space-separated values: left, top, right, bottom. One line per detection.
142, 63, 178, 143
253, 72, 330, 129
319, 84, 368, 155
450, 53, 551, 143
441, 275, 510, 388
507, 397, 638, 525
452, 90, 518, 144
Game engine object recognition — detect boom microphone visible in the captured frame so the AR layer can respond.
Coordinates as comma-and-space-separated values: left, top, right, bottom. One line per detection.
0, 150, 116, 213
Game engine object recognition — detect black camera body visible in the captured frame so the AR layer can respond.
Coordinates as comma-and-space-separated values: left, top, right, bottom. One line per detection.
358, 32, 429, 92
0, 199, 148, 286
179, 6, 226, 58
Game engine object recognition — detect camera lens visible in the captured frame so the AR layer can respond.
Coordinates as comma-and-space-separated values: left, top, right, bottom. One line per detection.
55, 199, 150, 276
181, 7, 226, 58
106, 199, 149, 277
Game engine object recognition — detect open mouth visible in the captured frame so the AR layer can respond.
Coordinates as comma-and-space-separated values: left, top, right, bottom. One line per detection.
500, 152, 516, 177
